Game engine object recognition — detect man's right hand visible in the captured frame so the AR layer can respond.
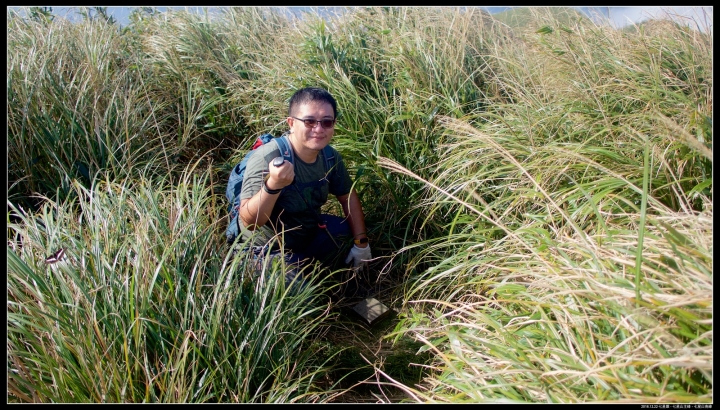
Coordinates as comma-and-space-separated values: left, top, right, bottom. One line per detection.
266, 157, 294, 191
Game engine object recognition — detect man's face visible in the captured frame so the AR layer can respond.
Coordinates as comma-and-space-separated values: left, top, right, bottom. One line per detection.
288, 101, 335, 153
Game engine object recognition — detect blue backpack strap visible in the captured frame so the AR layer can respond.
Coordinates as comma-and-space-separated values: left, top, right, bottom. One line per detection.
275, 134, 294, 164
321, 145, 336, 172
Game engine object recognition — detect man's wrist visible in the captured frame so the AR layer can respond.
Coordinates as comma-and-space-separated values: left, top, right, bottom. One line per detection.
262, 180, 282, 194
353, 237, 369, 246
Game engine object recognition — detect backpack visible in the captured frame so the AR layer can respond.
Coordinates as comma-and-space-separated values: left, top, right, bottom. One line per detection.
225, 133, 336, 243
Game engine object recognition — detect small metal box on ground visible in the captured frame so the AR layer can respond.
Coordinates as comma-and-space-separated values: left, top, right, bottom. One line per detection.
352, 297, 391, 326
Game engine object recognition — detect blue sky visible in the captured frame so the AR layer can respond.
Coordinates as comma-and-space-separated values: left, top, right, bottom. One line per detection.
8, 6, 713, 31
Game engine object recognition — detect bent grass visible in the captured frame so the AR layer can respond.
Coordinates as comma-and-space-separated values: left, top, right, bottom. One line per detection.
7, 6, 712, 403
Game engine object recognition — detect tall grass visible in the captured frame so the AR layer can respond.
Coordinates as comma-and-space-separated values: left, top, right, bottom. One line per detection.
7, 13, 177, 208
375, 8, 712, 403
7, 6, 712, 403
379, 115, 712, 402
7, 160, 340, 402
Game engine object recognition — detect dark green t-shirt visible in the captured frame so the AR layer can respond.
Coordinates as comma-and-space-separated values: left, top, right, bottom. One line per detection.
239, 138, 352, 252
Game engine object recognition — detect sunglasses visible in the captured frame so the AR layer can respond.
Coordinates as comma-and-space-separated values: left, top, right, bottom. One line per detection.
291, 117, 336, 129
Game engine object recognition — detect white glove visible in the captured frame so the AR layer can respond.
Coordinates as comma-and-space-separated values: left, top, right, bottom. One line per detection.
345, 244, 372, 268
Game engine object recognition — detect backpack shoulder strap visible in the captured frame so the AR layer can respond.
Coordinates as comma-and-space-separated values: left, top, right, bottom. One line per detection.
275, 134, 294, 164
321, 145, 336, 172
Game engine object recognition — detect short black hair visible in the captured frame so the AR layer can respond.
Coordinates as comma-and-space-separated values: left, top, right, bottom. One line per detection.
288, 87, 337, 118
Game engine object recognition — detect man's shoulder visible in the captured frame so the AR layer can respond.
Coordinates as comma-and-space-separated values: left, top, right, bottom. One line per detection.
244, 140, 281, 172
250, 138, 282, 157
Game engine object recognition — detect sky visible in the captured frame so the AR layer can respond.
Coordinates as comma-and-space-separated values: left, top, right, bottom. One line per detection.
8, 6, 713, 31
585, 6, 712, 30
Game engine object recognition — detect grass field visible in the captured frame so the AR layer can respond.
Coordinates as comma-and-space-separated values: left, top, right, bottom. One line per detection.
7, 6, 712, 403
